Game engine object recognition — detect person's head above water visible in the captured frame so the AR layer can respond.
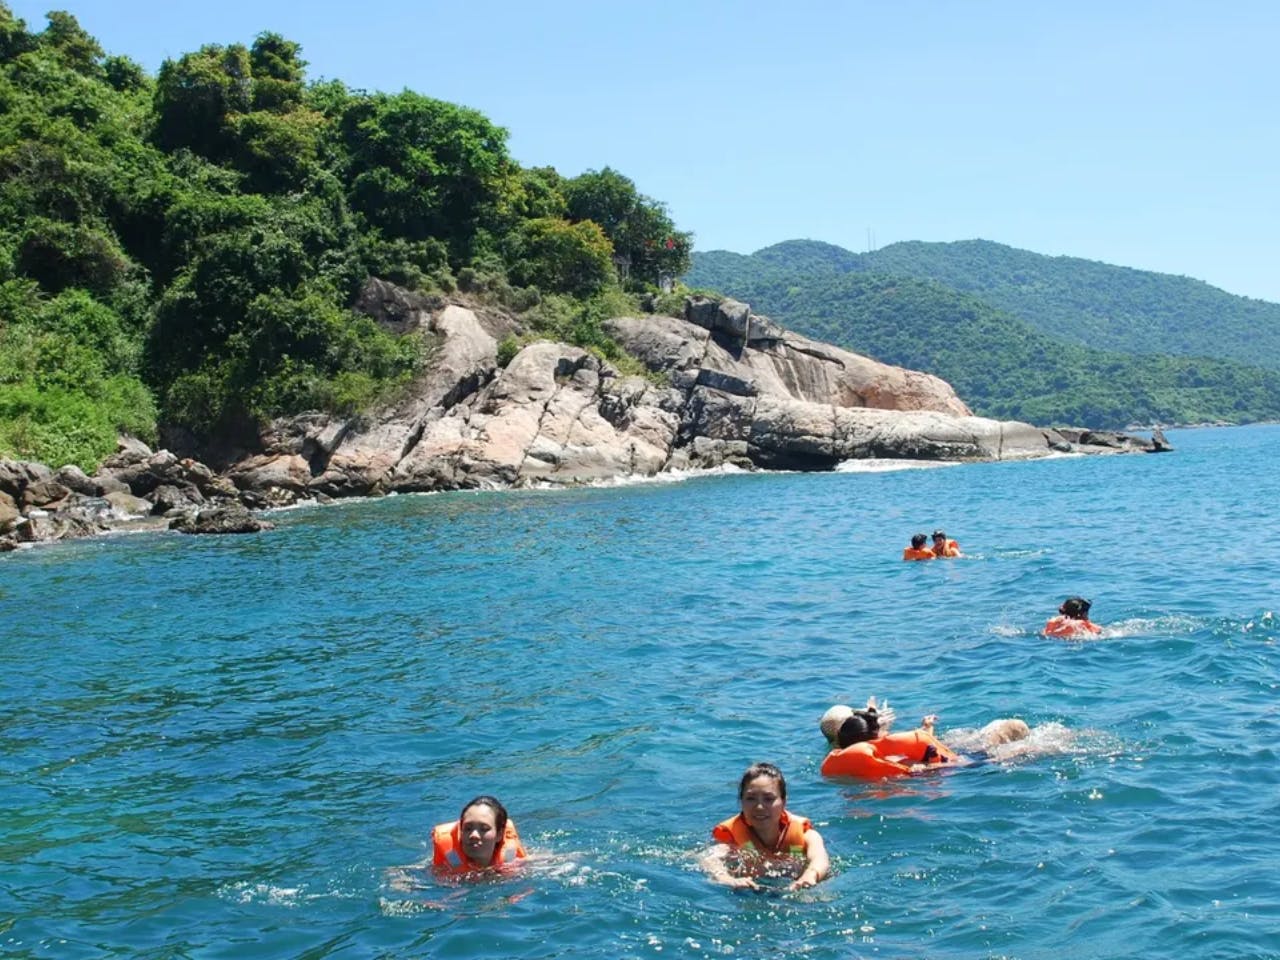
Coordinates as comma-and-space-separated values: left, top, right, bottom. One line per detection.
835, 707, 882, 748
457, 795, 509, 863
910, 533, 928, 549
932, 530, 947, 543
1059, 596, 1092, 619
738, 761, 787, 801
820, 704, 854, 745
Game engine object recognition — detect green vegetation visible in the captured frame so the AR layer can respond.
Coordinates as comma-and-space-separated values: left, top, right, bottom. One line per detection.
0, 6, 691, 470
688, 241, 1280, 429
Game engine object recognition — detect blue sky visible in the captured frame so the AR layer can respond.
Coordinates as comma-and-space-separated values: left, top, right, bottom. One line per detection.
10, 0, 1280, 302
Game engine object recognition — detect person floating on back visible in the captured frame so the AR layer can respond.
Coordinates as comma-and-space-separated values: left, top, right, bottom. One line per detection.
931, 530, 962, 558
818, 698, 1030, 780
818, 702, 960, 779
903, 533, 935, 561
703, 762, 830, 891
1043, 596, 1102, 638
432, 795, 527, 875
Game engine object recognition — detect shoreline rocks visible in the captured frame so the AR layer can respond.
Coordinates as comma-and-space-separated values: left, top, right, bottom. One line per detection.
1, 291, 1173, 552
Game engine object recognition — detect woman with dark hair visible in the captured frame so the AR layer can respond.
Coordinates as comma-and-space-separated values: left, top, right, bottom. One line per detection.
931, 529, 962, 558
819, 700, 1029, 779
432, 795, 527, 874
903, 533, 935, 561
702, 762, 830, 891
1043, 596, 1102, 637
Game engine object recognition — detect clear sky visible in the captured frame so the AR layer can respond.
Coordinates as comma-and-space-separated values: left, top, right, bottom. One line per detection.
9, 0, 1280, 302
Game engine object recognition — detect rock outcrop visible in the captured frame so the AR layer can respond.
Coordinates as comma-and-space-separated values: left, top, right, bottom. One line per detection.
1, 289, 1171, 551
221, 292, 1169, 504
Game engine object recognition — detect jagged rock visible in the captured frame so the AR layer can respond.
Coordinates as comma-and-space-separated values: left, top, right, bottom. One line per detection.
14, 509, 107, 544
104, 490, 153, 518
149, 483, 204, 515
170, 504, 274, 535
686, 296, 751, 339
0, 460, 53, 500
300, 302, 500, 496
604, 314, 970, 416
355, 277, 444, 334
0, 491, 19, 533
100, 435, 154, 470
53, 465, 101, 497
21, 479, 71, 509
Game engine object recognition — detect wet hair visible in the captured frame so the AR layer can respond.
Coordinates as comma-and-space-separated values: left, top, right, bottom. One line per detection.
738, 762, 787, 801
1060, 596, 1092, 618
911, 533, 927, 549
459, 795, 509, 836
932, 530, 947, 540
836, 707, 882, 748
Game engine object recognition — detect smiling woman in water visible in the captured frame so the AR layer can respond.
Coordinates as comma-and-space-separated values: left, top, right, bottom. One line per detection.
431, 795, 527, 875
702, 763, 830, 891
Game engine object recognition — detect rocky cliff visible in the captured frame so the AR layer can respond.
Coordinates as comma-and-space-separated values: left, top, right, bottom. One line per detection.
0, 285, 1169, 550
223, 285, 1166, 504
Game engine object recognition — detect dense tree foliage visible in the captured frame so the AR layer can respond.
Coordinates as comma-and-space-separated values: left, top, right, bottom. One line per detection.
0, 6, 695, 469
688, 246, 1280, 429
562, 167, 692, 290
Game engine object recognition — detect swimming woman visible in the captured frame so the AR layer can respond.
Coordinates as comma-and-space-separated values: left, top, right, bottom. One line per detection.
432, 795, 527, 874
931, 530, 962, 558
903, 533, 935, 561
819, 701, 1029, 779
703, 762, 830, 891
1043, 596, 1102, 637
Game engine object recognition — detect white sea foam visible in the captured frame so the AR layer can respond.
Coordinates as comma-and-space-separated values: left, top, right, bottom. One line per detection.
835, 458, 962, 473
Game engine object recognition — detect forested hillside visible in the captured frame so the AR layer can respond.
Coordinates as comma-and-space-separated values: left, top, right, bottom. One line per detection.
701, 239, 1280, 369
0, 5, 691, 469
687, 248, 1280, 429
857, 239, 1280, 369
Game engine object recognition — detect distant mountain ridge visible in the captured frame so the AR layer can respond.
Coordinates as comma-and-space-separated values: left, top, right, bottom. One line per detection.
685, 240, 1280, 429
698, 239, 1280, 370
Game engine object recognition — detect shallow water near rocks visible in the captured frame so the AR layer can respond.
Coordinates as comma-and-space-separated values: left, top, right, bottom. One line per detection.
2, 425, 1278, 959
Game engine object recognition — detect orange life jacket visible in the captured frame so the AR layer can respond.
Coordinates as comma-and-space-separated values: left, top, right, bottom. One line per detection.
820, 729, 959, 779
1043, 615, 1101, 637
903, 547, 935, 561
712, 810, 810, 856
933, 539, 961, 558
432, 818, 526, 873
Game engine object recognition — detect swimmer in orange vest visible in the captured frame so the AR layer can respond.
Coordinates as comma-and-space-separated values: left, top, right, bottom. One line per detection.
903, 533, 935, 561
1043, 596, 1102, 637
819, 700, 1029, 779
703, 762, 830, 891
431, 795, 527, 874
931, 529, 962, 558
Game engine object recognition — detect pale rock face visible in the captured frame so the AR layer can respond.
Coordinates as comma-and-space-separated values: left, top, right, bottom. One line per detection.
218, 290, 1156, 504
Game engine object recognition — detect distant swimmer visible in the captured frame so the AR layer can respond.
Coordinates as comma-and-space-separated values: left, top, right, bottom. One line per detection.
1043, 596, 1102, 638
903, 533, 936, 561
819, 700, 1029, 780
432, 795, 527, 875
931, 530, 962, 558
703, 762, 830, 891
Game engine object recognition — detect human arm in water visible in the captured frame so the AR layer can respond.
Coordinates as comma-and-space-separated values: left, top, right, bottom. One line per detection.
700, 843, 761, 890
790, 829, 829, 890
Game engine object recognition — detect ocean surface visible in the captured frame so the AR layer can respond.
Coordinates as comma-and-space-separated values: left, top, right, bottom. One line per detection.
2, 424, 1278, 959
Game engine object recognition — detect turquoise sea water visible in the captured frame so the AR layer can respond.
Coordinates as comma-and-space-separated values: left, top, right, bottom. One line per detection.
3, 424, 1279, 959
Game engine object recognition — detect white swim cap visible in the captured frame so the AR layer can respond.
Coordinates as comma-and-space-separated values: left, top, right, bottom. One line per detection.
820, 704, 854, 744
